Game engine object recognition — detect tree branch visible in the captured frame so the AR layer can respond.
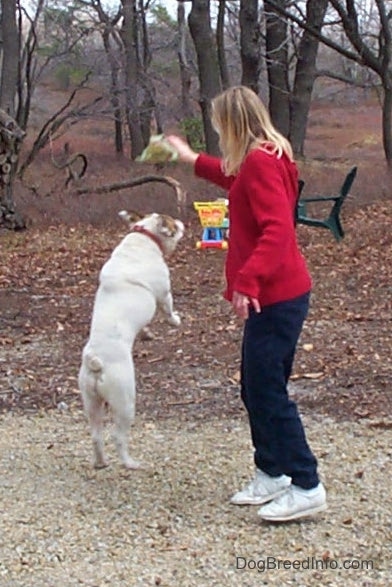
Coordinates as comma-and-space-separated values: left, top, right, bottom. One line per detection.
76, 175, 187, 217
17, 74, 102, 178
265, 0, 379, 69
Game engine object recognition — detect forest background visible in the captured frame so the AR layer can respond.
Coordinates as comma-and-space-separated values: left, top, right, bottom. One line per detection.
0, 0, 391, 228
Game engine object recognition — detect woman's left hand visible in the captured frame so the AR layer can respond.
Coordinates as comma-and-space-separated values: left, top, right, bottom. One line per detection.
232, 291, 261, 320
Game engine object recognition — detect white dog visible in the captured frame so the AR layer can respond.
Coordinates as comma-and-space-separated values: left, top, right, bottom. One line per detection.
78, 211, 184, 469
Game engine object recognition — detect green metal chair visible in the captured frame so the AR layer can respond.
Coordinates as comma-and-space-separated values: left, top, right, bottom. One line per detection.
296, 166, 358, 241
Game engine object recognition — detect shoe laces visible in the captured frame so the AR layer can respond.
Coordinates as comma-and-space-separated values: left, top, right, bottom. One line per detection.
270, 486, 292, 506
245, 478, 259, 496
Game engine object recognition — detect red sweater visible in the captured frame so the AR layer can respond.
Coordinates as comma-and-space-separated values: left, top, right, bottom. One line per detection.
195, 149, 312, 306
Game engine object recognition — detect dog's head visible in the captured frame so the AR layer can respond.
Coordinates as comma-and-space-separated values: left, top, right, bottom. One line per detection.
119, 210, 184, 255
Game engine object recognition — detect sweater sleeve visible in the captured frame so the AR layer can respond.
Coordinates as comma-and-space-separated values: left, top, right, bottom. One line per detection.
194, 153, 234, 190
233, 150, 295, 298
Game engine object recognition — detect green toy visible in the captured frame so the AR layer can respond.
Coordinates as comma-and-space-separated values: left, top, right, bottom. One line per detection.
136, 135, 178, 164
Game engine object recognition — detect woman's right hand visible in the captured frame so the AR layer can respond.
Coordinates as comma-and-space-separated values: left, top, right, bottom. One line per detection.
165, 135, 199, 165
232, 291, 261, 320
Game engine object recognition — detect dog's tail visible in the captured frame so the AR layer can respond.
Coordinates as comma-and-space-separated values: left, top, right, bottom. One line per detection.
85, 351, 104, 373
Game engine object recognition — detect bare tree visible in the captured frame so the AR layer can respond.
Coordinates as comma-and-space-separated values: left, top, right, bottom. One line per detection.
263, 0, 328, 154
0, 109, 25, 229
0, 0, 25, 228
240, 0, 260, 93
216, 0, 231, 89
16, 0, 46, 130
18, 78, 103, 179
289, 0, 328, 155
79, 0, 124, 153
137, 0, 160, 145
0, 0, 19, 116
267, 0, 392, 167
120, 0, 145, 158
188, 0, 221, 154
265, 0, 290, 135
0, 0, 109, 227
177, 0, 193, 117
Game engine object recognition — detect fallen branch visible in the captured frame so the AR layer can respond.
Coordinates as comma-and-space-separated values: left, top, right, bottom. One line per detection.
147, 356, 165, 364
165, 399, 200, 406
76, 175, 187, 218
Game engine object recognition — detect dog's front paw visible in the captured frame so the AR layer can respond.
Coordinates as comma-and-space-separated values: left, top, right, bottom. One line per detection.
168, 312, 181, 327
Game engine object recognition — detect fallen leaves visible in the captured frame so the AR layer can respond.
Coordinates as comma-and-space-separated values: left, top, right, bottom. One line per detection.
302, 343, 314, 352
291, 372, 325, 380
0, 199, 391, 421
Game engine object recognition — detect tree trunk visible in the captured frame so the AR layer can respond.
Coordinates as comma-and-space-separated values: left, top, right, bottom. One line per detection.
0, 0, 25, 229
188, 0, 221, 155
177, 0, 193, 117
102, 29, 123, 154
0, 109, 26, 229
216, 0, 230, 89
265, 0, 290, 136
289, 0, 328, 157
0, 0, 19, 116
138, 0, 157, 144
240, 0, 260, 93
382, 81, 392, 167
120, 0, 145, 159
139, 79, 158, 145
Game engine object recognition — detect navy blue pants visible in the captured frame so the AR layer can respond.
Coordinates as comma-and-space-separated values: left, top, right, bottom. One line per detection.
241, 292, 319, 489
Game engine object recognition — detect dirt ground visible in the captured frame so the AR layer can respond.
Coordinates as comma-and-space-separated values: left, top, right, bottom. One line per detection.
1, 96, 391, 423
1, 409, 391, 586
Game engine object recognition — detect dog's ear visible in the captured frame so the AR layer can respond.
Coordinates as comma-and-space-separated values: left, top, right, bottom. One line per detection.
119, 210, 143, 227
157, 214, 178, 237
175, 219, 185, 235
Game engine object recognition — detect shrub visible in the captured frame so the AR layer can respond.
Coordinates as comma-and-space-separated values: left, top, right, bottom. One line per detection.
179, 116, 205, 152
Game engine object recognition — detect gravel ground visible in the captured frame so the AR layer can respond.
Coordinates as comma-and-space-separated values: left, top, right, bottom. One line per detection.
0, 408, 391, 587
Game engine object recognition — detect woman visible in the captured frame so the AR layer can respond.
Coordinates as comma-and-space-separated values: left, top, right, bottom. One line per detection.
167, 86, 326, 522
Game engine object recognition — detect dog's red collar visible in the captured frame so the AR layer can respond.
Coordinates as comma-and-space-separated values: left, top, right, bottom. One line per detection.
131, 225, 164, 254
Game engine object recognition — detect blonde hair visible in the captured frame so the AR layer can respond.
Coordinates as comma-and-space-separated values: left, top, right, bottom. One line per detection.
211, 85, 294, 175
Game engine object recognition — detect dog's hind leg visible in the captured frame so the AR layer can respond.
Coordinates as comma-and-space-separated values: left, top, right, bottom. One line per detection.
109, 373, 141, 469
84, 394, 108, 469
112, 409, 141, 469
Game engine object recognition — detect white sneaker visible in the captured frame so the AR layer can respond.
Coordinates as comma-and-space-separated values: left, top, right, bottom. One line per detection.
258, 482, 327, 521
230, 469, 291, 506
